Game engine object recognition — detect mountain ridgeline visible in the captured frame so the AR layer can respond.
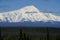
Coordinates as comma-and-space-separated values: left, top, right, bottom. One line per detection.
0, 5, 60, 27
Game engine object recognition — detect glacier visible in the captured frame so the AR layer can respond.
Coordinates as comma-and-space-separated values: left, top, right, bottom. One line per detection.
0, 5, 60, 27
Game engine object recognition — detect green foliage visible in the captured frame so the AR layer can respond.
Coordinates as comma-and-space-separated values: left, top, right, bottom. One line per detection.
56, 35, 60, 40
1, 27, 60, 40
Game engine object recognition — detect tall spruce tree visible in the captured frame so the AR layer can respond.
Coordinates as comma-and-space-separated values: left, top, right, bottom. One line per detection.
0, 27, 3, 40
19, 29, 23, 40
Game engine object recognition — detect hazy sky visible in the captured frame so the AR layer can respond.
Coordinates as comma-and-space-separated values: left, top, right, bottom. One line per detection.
0, 0, 60, 16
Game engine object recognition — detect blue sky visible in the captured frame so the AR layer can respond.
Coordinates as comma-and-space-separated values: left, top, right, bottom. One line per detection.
0, 0, 60, 16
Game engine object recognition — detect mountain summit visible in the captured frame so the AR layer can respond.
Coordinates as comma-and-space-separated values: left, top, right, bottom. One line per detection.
0, 5, 60, 23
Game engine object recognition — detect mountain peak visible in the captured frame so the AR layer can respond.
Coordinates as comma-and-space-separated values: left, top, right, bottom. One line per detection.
19, 5, 40, 13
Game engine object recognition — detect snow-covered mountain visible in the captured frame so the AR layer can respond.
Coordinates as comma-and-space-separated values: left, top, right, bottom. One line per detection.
0, 5, 60, 23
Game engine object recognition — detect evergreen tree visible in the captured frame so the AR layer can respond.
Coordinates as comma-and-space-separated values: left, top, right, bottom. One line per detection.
0, 27, 3, 40
24, 33, 26, 40
19, 29, 23, 40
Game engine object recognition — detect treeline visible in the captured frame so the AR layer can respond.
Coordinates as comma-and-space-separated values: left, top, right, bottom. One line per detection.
0, 27, 60, 40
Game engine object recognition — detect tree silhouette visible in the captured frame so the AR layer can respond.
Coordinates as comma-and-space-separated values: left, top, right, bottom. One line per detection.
47, 27, 49, 40
19, 29, 32, 40
23, 33, 27, 40
0, 27, 3, 40
0, 27, 1, 40
19, 29, 23, 40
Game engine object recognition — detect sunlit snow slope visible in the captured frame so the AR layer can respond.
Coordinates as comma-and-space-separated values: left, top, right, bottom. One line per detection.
0, 5, 60, 23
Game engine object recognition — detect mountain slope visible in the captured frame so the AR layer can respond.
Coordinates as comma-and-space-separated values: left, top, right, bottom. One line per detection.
0, 5, 60, 23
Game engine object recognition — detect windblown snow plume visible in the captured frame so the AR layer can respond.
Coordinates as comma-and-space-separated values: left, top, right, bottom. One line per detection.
0, 5, 60, 22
